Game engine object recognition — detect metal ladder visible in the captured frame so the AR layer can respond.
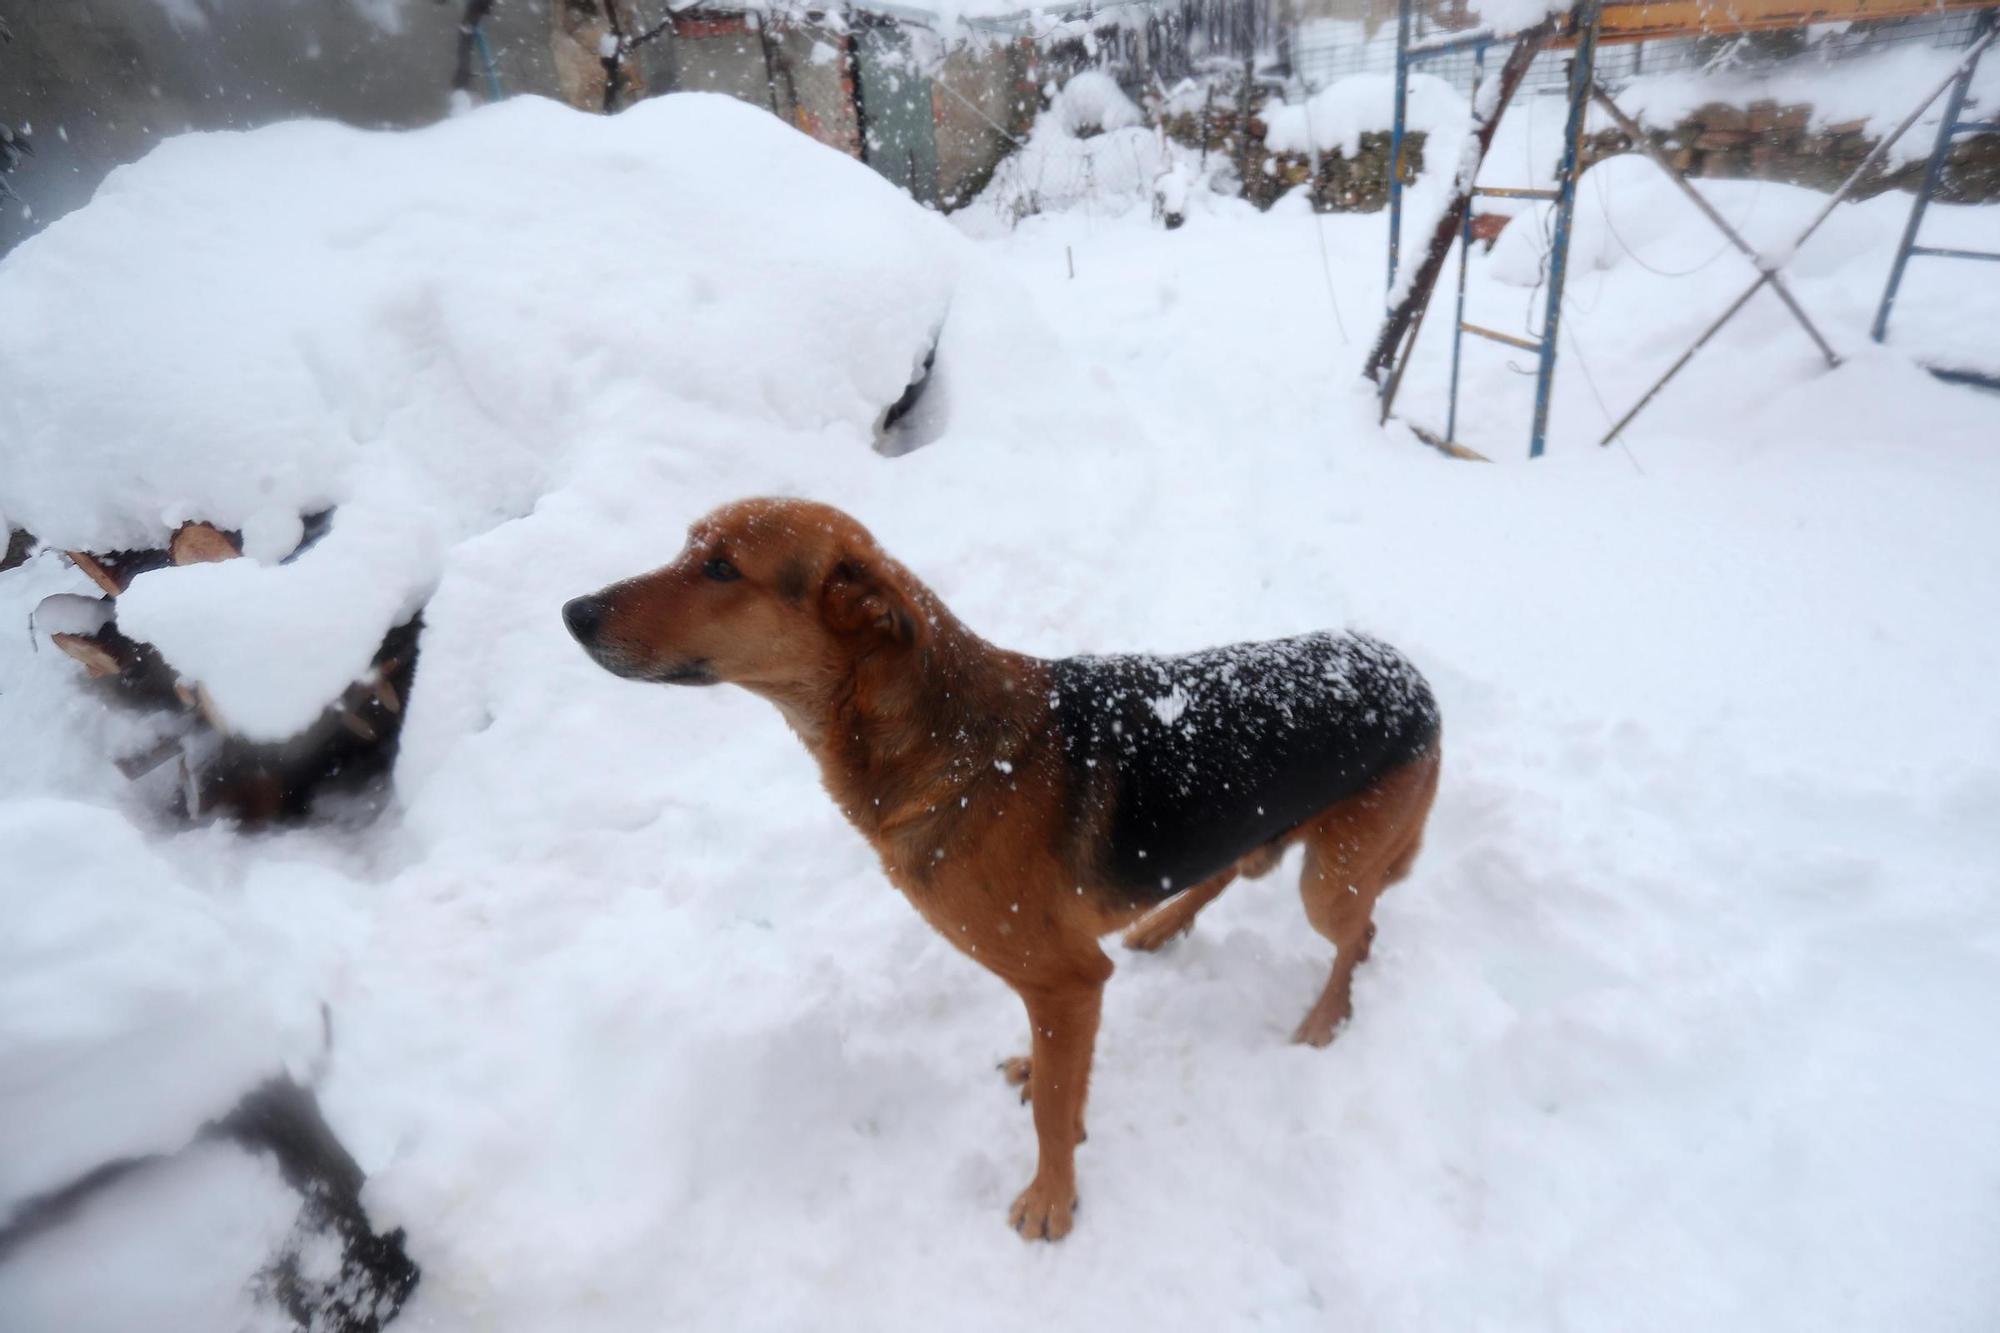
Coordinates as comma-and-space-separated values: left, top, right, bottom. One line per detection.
1378, 0, 1603, 459
1871, 7, 2000, 389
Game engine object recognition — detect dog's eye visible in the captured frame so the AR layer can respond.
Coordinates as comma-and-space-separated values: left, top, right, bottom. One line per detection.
703, 557, 741, 583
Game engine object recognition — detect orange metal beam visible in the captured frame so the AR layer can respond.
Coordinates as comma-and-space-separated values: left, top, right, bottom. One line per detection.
1541, 0, 1997, 44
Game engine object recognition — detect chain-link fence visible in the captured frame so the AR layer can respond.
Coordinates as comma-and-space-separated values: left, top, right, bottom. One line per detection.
1292, 8, 1993, 96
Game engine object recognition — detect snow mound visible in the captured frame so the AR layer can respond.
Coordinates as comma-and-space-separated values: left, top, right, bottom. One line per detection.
1484, 152, 1906, 291
0, 800, 323, 1209
0, 93, 964, 734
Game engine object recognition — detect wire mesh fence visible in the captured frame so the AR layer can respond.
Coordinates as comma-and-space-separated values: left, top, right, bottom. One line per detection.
1291, 8, 1994, 96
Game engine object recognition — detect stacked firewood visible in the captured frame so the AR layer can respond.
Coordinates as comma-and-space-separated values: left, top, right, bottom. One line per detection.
30, 516, 421, 825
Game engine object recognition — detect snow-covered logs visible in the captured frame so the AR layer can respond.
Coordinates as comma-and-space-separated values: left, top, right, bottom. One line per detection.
37, 515, 421, 825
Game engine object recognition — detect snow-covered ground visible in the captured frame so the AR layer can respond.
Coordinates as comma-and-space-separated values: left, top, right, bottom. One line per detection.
4, 90, 2000, 1331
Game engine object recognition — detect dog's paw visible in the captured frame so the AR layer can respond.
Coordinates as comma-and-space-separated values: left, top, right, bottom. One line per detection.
1008, 1175, 1077, 1242
1291, 1012, 1347, 1048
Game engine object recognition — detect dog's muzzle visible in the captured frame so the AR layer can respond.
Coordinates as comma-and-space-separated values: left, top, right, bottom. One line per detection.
563, 595, 605, 644
562, 595, 715, 685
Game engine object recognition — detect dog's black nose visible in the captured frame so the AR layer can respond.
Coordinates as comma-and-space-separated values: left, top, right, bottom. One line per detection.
563, 596, 604, 642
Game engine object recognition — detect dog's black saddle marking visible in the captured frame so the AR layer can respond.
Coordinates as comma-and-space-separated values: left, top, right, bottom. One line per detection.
1050, 631, 1438, 902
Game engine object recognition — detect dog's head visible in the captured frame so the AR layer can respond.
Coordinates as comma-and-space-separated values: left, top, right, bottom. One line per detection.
562, 497, 927, 693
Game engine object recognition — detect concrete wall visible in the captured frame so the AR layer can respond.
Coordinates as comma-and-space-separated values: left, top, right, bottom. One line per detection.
665, 15, 774, 108
769, 25, 862, 159
0, 0, 578, 255
931, 36, 1032, 208
0, 0, 1020, 257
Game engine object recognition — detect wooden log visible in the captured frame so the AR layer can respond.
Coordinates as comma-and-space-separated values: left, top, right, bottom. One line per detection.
65, 550, 123, 596
170, 522, 241, 566
193, 683, 231, 736
2, 528, 33, 573
52, 631, 123, 679
63, 547, 175, 594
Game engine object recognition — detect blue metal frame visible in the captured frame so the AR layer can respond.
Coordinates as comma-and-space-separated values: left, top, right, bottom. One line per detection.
474, 27, 504, 100
1386, 0, 1413, 303
1872, 7, 1998, 347
1529, 0, 1601, 457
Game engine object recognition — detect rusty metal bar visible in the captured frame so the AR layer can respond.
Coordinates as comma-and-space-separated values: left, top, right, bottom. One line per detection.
1590, 83, 1840, 370
1909, 245, 2000, 262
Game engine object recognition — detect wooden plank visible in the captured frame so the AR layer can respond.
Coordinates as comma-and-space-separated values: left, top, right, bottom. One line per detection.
1462, 320, 1545, 353
1474, 185, 1561, 201
1410, 423, 1495, 462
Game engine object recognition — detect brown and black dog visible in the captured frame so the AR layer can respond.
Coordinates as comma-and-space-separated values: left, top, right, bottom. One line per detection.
563, 498, 1441, 1241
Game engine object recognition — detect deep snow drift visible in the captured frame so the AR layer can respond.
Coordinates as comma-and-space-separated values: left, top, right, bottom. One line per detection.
4, 90, 2000, 1332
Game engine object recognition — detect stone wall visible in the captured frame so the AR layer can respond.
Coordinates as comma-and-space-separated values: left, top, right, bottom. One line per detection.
1148, 78, 2000, 216
1582, 100, 2000, 203
1162, 89, 1425, 212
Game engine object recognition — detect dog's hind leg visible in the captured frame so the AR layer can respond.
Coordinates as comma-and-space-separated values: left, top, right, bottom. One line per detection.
1121, 840, 1288, 953
1292, 745, 1440, 1048
1121, 867, 1237, 952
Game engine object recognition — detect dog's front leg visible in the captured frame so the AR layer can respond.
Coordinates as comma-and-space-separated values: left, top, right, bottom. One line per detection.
1007, 952, 1109, 1242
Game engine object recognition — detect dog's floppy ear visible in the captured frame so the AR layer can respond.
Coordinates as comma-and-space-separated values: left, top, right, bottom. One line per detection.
821, 554, 922, 648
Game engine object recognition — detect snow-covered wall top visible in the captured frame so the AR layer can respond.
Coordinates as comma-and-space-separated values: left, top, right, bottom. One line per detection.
1261, 72, 1469, 159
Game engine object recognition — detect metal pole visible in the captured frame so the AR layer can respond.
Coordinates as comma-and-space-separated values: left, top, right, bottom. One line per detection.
1530, 0, 1601, 459
474, 27, 503, 100
1795, 22, 2000, 261
1590, 84, 1839, 367
1601, 21, 2000, 447
1446, 40, 1489, 447
1599, 276, 1767, 445
1873, 8, 1994, 343
1387, 0, 1413, 301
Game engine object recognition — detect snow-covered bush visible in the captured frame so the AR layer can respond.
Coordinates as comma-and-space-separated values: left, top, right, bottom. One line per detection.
966, 69, 1218, 229
1056, 69, 1144, 137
